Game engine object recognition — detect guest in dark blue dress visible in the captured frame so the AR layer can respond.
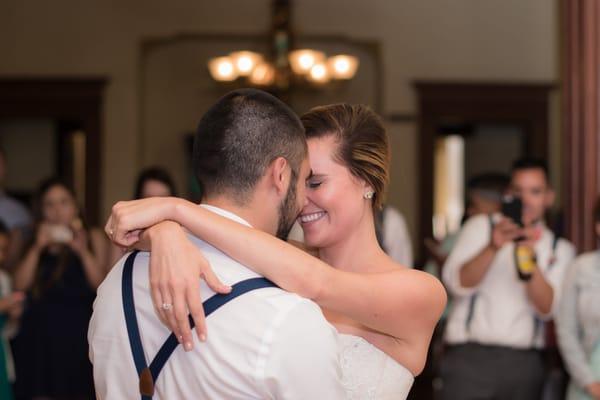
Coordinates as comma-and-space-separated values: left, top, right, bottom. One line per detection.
12, 178, 107, 400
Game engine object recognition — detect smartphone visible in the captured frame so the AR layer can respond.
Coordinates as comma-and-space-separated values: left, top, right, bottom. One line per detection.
48, 224, 74, 243
501, 195, 523, 226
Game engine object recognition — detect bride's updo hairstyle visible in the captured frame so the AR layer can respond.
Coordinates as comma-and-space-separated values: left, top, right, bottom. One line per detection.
300, 103, 390, 210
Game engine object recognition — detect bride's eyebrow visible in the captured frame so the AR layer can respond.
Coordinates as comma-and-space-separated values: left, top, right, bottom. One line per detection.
308, 173, 326, 179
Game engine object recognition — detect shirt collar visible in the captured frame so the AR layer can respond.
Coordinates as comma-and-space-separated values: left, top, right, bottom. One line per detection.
200, 204, 252, 228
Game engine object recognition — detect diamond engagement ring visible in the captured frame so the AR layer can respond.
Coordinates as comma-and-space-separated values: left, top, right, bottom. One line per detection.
161, 303, 173, 311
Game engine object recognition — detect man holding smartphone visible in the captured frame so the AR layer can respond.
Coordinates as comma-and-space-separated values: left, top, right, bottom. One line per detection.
440, 158, 575, 400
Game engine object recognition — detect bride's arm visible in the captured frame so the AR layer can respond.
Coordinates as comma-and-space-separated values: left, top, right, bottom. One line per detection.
110, 198, 446, 373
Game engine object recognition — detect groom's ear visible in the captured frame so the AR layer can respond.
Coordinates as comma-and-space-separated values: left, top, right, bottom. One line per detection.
269, 156, 290, 196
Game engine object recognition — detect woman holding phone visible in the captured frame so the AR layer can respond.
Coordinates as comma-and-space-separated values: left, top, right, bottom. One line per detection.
12, 178, 107, 400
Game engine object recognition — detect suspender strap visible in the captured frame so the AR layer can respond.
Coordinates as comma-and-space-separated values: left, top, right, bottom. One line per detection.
465, 294, 478, 333
547, 234, 560, 270
122, 251, 277, 399
532, 317, 543, 346
552, 234, 559, 251
147, 276, 277, 384
122, 251, 148, 390
487, 214, 495, 244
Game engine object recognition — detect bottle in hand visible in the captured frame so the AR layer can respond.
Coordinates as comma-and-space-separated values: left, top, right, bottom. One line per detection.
514, 245, 535, 281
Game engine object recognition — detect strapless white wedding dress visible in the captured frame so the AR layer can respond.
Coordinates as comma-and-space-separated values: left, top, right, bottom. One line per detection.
339, 334, 414, 400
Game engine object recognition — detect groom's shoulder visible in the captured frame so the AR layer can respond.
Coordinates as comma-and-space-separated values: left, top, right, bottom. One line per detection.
245, 282, 323, 319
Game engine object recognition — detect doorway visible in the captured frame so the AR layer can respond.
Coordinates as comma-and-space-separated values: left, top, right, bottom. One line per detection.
0, 78, 106, 224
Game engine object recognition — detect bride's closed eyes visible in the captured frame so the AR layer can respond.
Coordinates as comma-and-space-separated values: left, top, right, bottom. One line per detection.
306, 175, 325, 189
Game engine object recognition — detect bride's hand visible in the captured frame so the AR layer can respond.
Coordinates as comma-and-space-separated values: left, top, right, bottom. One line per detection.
146, 221, 232, 351
105, 197, 183, 247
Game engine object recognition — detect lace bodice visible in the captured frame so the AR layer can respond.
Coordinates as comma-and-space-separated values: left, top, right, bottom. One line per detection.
339, 334, 414, 400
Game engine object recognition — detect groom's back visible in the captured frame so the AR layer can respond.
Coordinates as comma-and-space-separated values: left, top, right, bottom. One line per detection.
89, 234, 344, 399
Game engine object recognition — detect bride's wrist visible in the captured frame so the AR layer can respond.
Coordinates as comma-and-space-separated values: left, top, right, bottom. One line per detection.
146, 220, 183, 243
162, 197, 180, 221
171, 197, 194, 226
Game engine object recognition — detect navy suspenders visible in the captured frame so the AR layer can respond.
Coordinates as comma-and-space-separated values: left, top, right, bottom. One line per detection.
122, 251, 277, 399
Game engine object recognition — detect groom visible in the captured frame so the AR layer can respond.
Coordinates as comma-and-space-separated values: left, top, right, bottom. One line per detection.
88, 89, 345, 399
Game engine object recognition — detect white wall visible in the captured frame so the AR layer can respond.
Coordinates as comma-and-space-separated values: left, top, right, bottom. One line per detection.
0, 0, 559, 248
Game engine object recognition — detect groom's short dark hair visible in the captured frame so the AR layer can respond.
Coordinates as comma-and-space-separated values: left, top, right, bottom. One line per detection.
193, 88, 306, 204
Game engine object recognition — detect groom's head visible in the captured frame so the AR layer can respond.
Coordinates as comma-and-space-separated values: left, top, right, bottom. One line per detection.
193, 89, 309, 239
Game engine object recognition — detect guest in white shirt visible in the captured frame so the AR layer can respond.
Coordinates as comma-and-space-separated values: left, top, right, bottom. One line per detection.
441, 158, 575, 400
89, 89, 345, 399
556, 198, 600, 400
375, 205, 413, 267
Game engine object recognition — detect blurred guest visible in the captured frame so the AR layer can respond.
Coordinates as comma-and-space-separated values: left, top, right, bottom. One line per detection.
440, 158, 575, 400
422, 173, 508, 398
556, 197, 600, 400
133, 166, 177, 199
0, 221, 25, 400
463, 173, 510, 221
425, 173, 509, 276
0, 148, 33, 270
12, 178, 107, 400
108, 167, 177, 266
375, 205, 413, 266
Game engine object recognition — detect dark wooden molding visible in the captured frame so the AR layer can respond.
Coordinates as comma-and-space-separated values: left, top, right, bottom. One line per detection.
562, 0, 600, 252
0, 77, 107, 225
385, 112, 417, 123
414, 81, 555, 263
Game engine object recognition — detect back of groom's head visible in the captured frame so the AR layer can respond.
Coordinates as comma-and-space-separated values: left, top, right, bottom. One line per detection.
193, 89, 307, 204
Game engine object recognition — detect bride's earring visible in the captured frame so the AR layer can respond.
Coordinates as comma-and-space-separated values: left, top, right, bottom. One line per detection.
364, 191, 374, 200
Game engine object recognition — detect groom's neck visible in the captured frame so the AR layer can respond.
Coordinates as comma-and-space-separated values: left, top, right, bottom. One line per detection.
202, 195, 274, 235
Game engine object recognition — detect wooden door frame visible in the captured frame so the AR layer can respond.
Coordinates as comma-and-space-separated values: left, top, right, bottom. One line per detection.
414, 81, 554, 263
562, 0, 600, 252
0, 78, 106, 225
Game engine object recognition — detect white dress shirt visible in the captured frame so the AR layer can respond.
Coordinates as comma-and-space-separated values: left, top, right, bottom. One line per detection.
381, 206, 413, 267
556, 251, 600, 388
442, 214, 575, 349
89, 205, 345, 400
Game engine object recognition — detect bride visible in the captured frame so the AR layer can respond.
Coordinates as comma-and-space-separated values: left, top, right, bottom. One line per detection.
108, 103, 446, 399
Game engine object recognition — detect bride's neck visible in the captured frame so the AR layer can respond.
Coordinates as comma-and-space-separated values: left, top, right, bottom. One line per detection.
318, 210, 384, 273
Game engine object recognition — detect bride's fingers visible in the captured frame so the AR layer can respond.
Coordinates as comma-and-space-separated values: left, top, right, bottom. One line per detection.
186, 282, 207, 343
151, 285, 169, 327
200, 263, 231, 295
123, 229, 142, 247
161, 289, 182, 343
150, 259, 170, 327
172, 289, 193, 352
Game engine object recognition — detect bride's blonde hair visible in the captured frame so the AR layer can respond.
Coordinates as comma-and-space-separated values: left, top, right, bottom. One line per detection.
301, 103, 390, 210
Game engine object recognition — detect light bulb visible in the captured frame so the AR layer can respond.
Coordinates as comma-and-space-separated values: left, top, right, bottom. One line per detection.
328, 55, 359, 79
208, 57, 238, 81
230, 51, 262, 76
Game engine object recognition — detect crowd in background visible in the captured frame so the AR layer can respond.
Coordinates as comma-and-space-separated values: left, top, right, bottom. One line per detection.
0, 139, 599, 400
0, 147, 177, 400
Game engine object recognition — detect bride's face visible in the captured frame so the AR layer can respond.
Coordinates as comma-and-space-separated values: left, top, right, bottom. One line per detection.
299, 135, 371, 248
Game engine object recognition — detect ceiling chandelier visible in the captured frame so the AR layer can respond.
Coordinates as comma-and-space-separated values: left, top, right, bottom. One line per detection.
207, 0, 359, 90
